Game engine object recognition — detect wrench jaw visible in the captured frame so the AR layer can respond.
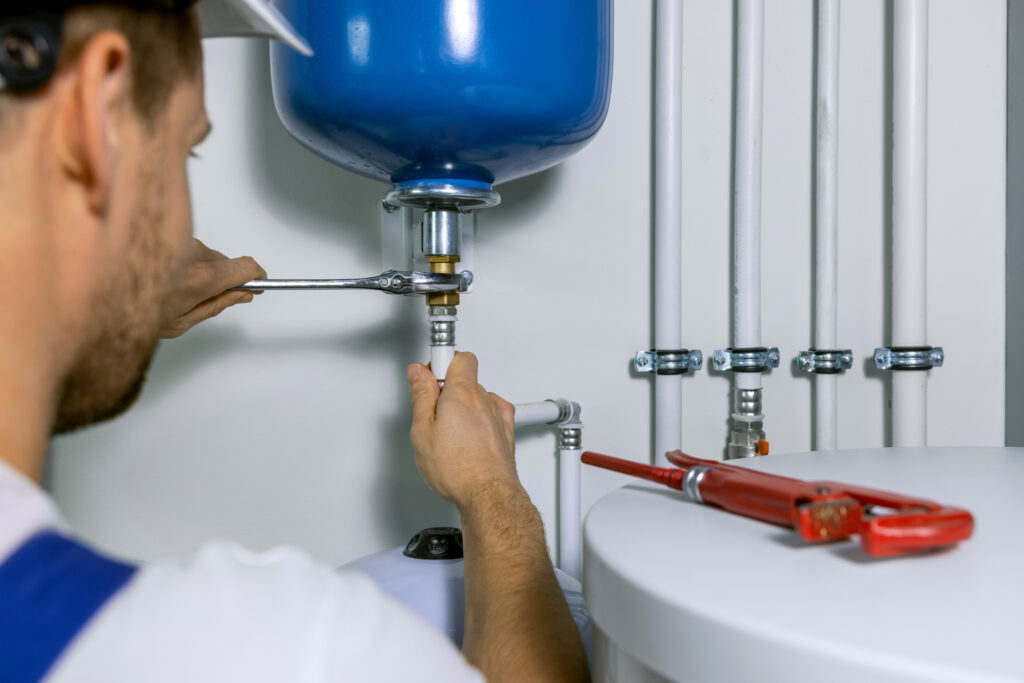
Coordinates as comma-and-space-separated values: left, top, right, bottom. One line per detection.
793, 497, 862, 543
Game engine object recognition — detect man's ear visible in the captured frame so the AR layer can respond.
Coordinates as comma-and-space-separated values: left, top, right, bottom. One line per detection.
55, 30, 132, 214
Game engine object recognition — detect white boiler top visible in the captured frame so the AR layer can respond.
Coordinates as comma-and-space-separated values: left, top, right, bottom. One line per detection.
583, 447, 1024, 683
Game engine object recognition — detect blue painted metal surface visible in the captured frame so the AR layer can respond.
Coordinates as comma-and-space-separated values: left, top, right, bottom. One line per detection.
270, 0, 613, 191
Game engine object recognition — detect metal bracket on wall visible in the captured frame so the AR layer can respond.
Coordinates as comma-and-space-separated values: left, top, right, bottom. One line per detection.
634, 349, 703, 375
797, 348, 854, 374
873, 346, 944, 371
711, 347, 781, 373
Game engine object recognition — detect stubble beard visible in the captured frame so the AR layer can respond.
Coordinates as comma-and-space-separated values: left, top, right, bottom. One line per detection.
54, 162, 178, 435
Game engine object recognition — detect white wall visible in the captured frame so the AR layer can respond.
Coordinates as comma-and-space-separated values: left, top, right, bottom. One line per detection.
49, 0, 1007, 565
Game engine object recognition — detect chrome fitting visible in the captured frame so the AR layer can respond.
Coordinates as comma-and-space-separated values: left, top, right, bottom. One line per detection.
422, 207, 461, 259
712, 347, 781, 373
429, 306, 457, 347
634, 349, 703, 375
548, 398, 583, 428
727, 427, 766, 460
559, 427, 582, 451
732, 387, 763, 420
873, 346, 944, 371
797, 348, 854, 374
726, 387, 767, 460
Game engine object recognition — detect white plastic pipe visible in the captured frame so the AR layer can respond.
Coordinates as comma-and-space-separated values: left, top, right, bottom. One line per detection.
653, 0, 684, 467
815, 0, 840, 450
512, 400, 581, 579
734, 0, 765, 393
430, 346, 455, 384
892, 0, 929, 447
558, 446, 582, 579
513, 401, 562, 427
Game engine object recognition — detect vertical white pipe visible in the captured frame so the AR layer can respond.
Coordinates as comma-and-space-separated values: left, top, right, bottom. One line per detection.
734, 0, 764, 392
430, 346, 455, 383
654, 0, 684, 467
892, 0, 928, 447
558, 447, 582, 579
815, 0, 840, 450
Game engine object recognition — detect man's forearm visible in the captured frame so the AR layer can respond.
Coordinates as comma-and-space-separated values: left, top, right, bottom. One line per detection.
459, 482, 588, 683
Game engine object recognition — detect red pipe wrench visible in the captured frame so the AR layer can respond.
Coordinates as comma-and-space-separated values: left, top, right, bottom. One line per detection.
582, 450, 974, 557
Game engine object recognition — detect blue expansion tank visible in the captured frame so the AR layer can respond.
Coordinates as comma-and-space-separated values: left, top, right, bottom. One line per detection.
270, 0, 613, 202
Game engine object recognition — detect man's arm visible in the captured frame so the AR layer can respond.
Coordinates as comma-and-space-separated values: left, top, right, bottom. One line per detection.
160, 238, 267, 338
407, 353, 589, 683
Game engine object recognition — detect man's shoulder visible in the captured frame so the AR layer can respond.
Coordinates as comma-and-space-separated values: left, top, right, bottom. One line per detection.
48, 539, 484, 683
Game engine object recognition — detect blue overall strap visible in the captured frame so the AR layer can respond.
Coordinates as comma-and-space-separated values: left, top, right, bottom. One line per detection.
0, 531, 137, 683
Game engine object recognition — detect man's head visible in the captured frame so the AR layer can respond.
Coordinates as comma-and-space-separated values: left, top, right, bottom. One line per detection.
0, 2, 208, 432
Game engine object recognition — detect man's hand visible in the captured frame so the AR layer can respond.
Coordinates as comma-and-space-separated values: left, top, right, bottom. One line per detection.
160, 239, 267, 339
406, 352, 589, 683
406, 352, 520, 512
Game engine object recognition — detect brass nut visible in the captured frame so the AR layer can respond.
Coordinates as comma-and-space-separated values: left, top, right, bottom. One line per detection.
428, 292, 460, 306
430, 261, 457, 274
426, 260, 460, 305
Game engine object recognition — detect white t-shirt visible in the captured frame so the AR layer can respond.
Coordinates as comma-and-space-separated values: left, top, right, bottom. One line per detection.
0, 460, 484, 682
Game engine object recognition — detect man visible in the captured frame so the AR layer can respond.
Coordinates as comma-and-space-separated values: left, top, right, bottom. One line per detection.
0, 1, 588, 681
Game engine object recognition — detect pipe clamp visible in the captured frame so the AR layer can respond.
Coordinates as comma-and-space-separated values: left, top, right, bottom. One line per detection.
797, 348, 854, 374
712, 347, 780, 373
634, 349, 703, 375
873, 346, 944, 371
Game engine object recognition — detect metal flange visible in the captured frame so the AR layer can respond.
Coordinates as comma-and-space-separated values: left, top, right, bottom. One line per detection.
384, 184, 501, 210
873, 346, 944, 371
634, 349, 703, 375
797, 348, 854, 374
712, 347, 780, 373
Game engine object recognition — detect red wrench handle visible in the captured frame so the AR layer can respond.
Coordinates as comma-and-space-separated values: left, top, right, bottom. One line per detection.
665, 451, 861, 540
581, 452, 686, 490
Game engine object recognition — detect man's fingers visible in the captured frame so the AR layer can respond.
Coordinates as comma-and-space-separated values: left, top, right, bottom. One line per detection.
444, 352, 479, 387
489, 392, 516, 443
161, 290, 253, 338
489, 392, 515, 425
407, 363, 440, 428
182, 256, 266, 301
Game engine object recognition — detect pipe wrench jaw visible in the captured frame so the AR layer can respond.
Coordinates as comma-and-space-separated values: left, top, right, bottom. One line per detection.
813, 482, 976, 557
793, 496, 862, 543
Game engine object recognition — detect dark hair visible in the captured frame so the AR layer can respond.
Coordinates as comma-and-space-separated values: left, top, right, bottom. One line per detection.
59, 3, 202, 121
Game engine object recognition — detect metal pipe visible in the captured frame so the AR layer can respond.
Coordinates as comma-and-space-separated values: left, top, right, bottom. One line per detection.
653, 0, 684, 467
815, 0, 840, 450
892, 0, 929, 446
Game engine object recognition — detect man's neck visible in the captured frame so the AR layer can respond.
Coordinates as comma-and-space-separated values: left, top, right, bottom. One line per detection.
0, 348, 58, 485
0, 211, 65, 485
